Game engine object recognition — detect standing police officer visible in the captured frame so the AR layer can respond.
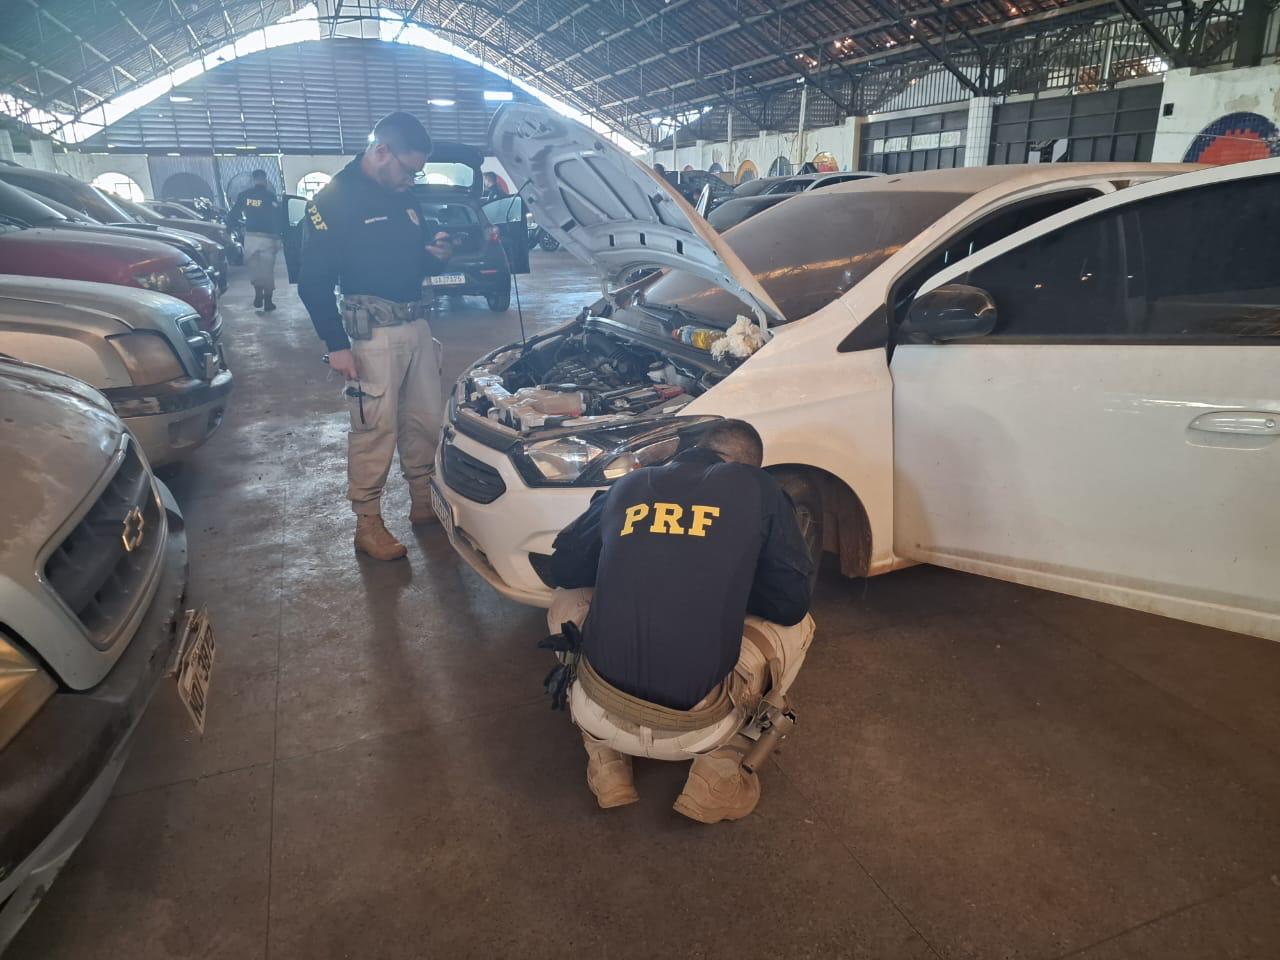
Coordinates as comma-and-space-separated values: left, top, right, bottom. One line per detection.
229, 169, 283, 311
298, 112, 452, 561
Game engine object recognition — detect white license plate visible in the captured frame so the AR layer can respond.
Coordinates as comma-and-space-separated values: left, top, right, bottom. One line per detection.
430, 481, 455, 539
174, 607, 216, 735
429, 273, 466, 286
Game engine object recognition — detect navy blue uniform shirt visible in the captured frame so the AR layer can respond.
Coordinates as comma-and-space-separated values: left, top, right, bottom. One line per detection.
298, 155, 446, 352
549, 447, 812, 710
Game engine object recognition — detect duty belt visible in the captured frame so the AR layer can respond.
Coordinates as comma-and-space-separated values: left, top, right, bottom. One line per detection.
575, 657, 737, 731
340, 294, 424, 340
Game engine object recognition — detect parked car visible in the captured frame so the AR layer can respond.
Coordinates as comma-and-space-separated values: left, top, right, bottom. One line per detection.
663, 169, 736, 213
0, 275, 232, 465
0, 178, 229, 300
112, 193, 239, 277
0, 214, 221, 339
0, 166, 229, 291
731, 177, 784, 197
144, 198, 243, 264
434, 105, 1277, 642
0, 357, 188, 949
708, 171, 882, 231
283, 142, 530, 312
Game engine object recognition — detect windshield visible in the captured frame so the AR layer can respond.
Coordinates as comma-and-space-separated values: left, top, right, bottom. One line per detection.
644, 189, 974, 326
89, 186, 138, 222
417, 163, 476, 189
0, 179, 67, 225
768, 179, 810, 195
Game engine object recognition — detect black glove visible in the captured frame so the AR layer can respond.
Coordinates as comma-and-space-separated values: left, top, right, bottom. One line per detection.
538, 622, 584, 710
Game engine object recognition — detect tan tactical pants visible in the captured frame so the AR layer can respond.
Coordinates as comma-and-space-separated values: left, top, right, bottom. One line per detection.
547, 587, 815, 760
244, 232, 280, 292
347, 319, 444, 516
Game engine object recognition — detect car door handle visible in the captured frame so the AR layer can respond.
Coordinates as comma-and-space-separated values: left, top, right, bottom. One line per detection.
1187, 411, 1280, 436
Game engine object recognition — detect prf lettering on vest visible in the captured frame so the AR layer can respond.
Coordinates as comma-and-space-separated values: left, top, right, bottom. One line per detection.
620, 503, 721, 537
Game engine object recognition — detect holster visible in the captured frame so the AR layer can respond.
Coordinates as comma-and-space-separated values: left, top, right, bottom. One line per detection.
340, 300, 373, 341
340, 294, 423, 341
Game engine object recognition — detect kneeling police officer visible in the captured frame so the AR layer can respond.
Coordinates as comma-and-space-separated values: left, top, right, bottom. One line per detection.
299, 112, 452, 560
545, 420, 816, 823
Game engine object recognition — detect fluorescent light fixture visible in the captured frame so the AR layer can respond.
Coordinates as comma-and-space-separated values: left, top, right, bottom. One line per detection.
167, 152, 181, 156
483, 90, 514, 101
169, 95, 194, 103
428, 98, 455, 106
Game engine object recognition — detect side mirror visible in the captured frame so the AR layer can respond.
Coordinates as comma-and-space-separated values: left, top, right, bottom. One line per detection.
901, 283, 998, 343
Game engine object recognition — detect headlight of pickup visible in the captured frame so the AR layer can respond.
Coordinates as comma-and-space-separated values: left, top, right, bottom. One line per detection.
107, 331, 186, 386
133, 268, 180, 293
0, 634, 56, 751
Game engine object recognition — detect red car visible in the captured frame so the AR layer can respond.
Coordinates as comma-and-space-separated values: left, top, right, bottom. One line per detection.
0, 218, 220, 338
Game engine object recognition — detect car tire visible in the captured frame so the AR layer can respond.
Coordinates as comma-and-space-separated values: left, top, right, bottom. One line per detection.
538, 232, 560, 252
775, 469, 824, 596
485, 278, 512, 312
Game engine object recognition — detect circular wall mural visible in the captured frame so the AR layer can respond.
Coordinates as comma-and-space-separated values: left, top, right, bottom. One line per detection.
736, 159, 758, 183
1182, 111, 1280, 165
812, 151, 838, 172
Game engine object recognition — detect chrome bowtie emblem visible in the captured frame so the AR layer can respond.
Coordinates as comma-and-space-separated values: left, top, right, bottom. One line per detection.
121, 506, 145, 553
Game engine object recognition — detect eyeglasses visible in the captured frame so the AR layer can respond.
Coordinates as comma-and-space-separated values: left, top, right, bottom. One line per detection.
388, 148, 424, 181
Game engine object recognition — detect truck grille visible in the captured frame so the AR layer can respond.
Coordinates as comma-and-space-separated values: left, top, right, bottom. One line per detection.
442, 440, 506, 504
181, 262, 210, 287
42, 440, 163, 649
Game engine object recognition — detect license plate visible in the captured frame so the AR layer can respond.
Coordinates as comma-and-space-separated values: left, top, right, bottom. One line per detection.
174, 607, 216, 735
429, 481, 455, 539
429, 273, 466, 286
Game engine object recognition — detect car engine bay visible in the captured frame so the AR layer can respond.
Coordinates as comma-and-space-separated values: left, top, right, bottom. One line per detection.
460, 319, 718, 433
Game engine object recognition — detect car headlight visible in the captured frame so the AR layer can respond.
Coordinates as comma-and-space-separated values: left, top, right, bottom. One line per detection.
511, 417, 721, 487
525, 437, 605, 482
0, 634, 56, 751
133, 269, 179, 292
107, 332, 186, 386
600, 436, 681, 480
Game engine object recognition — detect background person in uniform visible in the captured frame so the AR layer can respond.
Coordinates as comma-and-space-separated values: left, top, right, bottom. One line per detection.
229, 169, 284, 311
298, 111, 453, 562
481, 171, 507, 202
545, 420, 815, 823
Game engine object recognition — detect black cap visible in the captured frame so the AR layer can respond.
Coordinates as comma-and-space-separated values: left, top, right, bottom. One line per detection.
371, 111, 432, 156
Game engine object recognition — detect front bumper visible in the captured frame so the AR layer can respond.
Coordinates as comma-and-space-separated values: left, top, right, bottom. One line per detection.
107, 368, 233, 467
434, 428, 596, 608
0, 483, 187, 948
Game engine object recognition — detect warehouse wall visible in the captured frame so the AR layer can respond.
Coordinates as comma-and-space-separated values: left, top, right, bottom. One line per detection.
649, 117, 866, 180
8, 147, 155, 196
1152, 63, 1280, 162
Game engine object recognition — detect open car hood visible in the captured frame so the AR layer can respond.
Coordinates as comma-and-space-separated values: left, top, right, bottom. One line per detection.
488, 103, 785, 327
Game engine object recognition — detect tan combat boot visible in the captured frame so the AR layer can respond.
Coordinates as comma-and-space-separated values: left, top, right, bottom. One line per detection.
583, 737, 639, 809
673, 745, 761, 824
409, 497, 438, 527
354, 515, 408, 560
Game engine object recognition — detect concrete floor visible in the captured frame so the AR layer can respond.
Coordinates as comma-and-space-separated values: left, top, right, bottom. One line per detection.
10, 254, 1280, 960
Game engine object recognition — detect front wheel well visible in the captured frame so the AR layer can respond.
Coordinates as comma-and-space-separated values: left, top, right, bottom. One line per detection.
766, 464, 872, 578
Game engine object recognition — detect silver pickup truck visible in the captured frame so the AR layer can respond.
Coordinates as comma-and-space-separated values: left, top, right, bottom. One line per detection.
0, 358, 189, 949
0, 275, 232, 467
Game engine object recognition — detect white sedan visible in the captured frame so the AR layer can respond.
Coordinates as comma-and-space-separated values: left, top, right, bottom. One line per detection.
432, 102, 1278, 643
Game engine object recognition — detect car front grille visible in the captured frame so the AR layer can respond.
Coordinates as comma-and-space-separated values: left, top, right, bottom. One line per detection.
42, 440, 163, 649
441, 439, 506, 504
181, 262, 209, 287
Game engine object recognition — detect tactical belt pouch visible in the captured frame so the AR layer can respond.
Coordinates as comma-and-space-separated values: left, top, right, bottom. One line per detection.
576, 657, 737, 732
340, 294, 423, 340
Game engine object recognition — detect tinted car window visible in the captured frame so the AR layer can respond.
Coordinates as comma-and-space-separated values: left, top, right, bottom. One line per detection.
768, 179, 809, 194
961, 176, 1279, 340
647, 189, 974, 325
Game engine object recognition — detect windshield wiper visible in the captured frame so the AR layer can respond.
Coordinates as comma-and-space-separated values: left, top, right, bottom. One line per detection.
0, 213, 30, 228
